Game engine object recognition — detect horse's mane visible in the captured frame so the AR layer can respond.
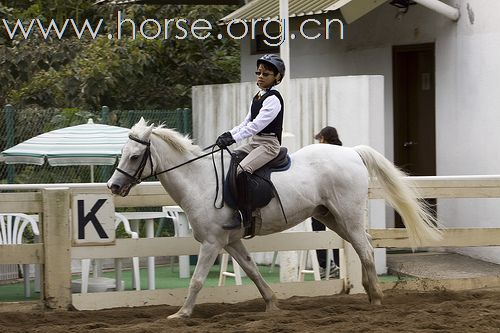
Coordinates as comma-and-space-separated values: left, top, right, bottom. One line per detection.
130, 118, 201, 154
153, 126, 202, 153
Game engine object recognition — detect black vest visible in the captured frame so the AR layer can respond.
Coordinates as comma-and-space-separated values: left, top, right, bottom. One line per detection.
250, 89, 284, 143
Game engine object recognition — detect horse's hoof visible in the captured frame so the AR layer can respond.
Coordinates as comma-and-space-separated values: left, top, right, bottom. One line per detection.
266, 303, 280, 312
266, 306, 280, 312
371, 299, 382, 305
167, 311, 190, 319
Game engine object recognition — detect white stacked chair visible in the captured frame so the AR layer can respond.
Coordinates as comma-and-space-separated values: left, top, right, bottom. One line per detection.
0, 213, 40, 297
162, 205, 192, 278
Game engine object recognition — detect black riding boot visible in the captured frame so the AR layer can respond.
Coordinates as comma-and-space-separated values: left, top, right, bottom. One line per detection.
222, 171, 252, 230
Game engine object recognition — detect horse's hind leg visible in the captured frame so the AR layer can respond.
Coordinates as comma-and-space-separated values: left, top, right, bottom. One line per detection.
168, 241, 221, 319
225, 239, 279, 312
318, 211, 383, 305
344, 224, 383, 305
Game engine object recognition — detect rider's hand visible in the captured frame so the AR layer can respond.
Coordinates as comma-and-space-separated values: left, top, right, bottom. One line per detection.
216, 132, 236, 149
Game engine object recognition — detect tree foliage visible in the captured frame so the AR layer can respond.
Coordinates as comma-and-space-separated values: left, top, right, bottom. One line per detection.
0, 1, 240, 109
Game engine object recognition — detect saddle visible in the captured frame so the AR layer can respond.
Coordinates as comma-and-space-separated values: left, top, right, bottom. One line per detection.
224, 147, 291, 237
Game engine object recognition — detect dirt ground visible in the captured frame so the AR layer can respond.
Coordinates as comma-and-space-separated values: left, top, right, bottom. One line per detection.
1, 289, 500, 333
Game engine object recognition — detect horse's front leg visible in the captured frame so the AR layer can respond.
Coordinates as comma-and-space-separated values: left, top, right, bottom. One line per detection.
168, 241, 221, 319
225, 239, 279, 312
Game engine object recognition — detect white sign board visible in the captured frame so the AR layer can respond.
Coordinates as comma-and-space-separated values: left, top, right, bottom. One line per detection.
72, 194, 115, 245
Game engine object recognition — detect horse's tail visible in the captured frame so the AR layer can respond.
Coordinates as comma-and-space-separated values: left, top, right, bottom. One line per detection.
354, 145, 442, 248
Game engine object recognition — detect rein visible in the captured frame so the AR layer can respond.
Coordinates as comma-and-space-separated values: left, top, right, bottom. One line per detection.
155, 144, 222, 177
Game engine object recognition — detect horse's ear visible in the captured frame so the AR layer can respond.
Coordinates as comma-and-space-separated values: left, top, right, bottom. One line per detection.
144, 123, 154, 138
133, 117, 155, 140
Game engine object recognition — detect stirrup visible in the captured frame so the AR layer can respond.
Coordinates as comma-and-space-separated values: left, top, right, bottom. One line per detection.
222, 211, 242, 230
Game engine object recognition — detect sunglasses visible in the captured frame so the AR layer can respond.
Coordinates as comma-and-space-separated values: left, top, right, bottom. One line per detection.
255, 71, 274, 77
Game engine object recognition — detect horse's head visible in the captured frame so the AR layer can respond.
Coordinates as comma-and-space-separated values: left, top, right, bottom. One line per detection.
107, 117, 155, 197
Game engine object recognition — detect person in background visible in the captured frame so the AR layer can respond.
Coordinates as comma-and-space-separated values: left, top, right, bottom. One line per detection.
312, 126, 342, 279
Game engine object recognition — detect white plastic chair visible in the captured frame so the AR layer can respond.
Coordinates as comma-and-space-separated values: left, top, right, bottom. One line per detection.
0, 213, 40, 297
78, 213, 140, 293
162, 205, 192, 278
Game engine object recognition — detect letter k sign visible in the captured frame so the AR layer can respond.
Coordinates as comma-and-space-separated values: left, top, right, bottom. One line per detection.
78, 199, 108, 239
72, 194, 116, 245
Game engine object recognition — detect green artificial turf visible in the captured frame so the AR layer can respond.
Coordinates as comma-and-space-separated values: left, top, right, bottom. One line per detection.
0, 264, 289, 302
0, 264, 407, 303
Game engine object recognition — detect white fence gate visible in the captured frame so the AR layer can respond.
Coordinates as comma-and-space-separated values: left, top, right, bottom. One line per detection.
2, 176, 500, 311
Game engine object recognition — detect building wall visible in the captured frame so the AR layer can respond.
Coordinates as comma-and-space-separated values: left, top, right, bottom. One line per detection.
238, 0, 500, 263
433, 0, 500, 263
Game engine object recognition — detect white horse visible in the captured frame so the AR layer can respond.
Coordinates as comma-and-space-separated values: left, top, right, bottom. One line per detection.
107, 118, 441, 319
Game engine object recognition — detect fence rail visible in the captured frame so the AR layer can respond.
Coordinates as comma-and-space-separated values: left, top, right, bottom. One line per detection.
1, 175, 500, 310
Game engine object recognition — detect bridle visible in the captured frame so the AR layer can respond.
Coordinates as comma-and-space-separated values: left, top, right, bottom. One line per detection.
115, 135, 224, 192
115, 135, 154, 185
115, 134, 228, 208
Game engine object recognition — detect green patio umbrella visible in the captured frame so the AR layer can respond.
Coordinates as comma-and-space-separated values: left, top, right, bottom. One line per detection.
0, 119, 129, 182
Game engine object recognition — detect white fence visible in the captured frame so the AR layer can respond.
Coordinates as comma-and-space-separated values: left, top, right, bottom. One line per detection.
1, 175, 500, 311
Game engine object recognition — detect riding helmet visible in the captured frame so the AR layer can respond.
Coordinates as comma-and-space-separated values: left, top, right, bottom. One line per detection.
257, 54, 285, 84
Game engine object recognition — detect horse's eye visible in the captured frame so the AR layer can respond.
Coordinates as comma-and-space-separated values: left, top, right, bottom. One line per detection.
130, 155, 139, 161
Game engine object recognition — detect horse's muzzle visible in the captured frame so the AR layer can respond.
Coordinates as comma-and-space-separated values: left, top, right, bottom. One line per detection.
107, 182, 132, 197
108, 183, 121, 194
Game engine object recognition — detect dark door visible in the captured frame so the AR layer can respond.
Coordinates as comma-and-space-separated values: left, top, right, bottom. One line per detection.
393, 43, 436, 228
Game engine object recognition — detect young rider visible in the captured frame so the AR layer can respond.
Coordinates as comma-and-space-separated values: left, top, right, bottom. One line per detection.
215, 54, 286, 230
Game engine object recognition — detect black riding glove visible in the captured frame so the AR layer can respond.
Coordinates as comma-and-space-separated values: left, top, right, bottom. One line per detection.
216, 132, 236, 149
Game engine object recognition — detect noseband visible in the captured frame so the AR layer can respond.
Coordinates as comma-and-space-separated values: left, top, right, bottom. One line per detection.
115, 135, 153, 185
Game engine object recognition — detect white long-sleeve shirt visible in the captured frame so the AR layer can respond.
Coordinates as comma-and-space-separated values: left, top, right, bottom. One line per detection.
229, 87, 281, 143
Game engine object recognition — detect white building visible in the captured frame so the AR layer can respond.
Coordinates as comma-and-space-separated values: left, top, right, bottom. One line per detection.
193, 0, 500, 266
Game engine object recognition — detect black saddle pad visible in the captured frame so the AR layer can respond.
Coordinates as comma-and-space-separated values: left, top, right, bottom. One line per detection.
224, 147, 291, 210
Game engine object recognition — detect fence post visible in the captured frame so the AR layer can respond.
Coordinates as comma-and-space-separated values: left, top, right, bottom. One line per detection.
100, 106, 112, 182
42, 187, 72, 309
343, 241, 364, 294
127, 110, 134, 128
3, 104, 15, 183
101, 106, 110, 124
174, 108, 183, 134
182, 108, 192, 137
